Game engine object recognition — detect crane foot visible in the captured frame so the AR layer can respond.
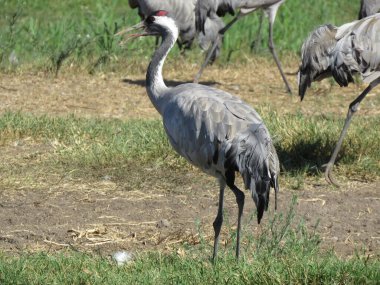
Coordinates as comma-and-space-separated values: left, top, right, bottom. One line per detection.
323, 163, 340, 187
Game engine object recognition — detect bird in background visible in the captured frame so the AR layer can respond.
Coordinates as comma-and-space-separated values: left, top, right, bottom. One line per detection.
358, 0, 380, 19
117, 10, 280, 261
128, 0, 225, 63
298, 14, 380, 186
194, 0, 292, 95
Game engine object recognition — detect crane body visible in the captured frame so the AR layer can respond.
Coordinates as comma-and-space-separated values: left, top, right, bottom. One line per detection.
129, 0, 224, 61
118, 11, 280, 261
298, 14, 380, 186
194, 0, 292, 94
359, 0, 380, 19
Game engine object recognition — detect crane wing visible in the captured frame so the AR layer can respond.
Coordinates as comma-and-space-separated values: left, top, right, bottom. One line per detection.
359, 0, 380, 19
298, 24, 338, 99
198, 16, 225, 62
162, 84, 263, 170
161, 84, 279, 219
195, 0, 235, 34
333, 14, 380, 85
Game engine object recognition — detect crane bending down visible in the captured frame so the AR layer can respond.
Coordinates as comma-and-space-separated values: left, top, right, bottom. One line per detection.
359, 0, 380, 19
128, 0, 225, 63
118, 10, 280, 261
194, 0, 292, 94
298, 14, 380, 186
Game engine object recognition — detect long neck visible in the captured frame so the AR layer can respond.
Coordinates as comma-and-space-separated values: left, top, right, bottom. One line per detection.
146, 29, 177, 115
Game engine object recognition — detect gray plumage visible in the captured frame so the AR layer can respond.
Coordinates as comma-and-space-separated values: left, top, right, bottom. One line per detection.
196, 0, 286, 23
194, 0, 292, 94
298, 14, 380, 185
359, 0, 380, 19
120, 11, 279, 261
128, 0, 224, 61
198, 16, 225, 62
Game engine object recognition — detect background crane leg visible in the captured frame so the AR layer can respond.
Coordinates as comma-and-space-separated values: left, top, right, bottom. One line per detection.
268, 18, 292, 94
325, 76, 380, 186
251, 11, 264, 53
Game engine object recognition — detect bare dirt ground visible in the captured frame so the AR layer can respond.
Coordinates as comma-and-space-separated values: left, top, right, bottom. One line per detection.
0, 60, 379, 258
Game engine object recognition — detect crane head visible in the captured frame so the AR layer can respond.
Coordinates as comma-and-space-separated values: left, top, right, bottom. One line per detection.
116, 10, 178, 42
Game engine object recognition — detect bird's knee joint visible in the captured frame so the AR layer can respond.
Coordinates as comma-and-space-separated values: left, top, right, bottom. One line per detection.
213, 218, 223, 230
349, 104, 359, 113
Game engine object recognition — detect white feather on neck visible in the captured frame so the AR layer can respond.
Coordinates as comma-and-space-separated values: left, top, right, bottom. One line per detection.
146, 16, 179, 114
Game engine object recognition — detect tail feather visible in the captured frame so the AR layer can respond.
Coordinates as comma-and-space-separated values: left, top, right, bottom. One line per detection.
198, 17, 225, 63
298, 71, 312, 101
255, 179, 271, 224
227, 124, 279, 224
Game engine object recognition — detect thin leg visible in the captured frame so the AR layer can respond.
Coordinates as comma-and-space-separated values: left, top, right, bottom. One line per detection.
226, 171, 245, 260
325, 77, 380, 186
194, 16, 240, 83
267, 12, 292, 94
250, 11, 264, 53
212, 179, 226, 262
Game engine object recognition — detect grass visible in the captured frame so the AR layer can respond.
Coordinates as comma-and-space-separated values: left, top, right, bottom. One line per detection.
0, 0, 360, 73
2, 248, 376, 284
0, 110, 379, 187
0, 200, 378, 284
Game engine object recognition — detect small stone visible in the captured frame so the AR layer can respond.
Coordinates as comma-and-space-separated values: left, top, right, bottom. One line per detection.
112, 251, 132, 266
13, 140, 23, 147
102, 175, 112, 181
331, 236, 339, 242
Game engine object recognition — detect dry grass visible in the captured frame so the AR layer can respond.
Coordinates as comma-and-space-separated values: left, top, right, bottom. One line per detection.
1, 58, 379, 120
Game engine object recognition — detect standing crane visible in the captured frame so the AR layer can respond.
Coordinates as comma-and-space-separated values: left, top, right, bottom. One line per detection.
128, 0, 225, 63
194, 0, 292, 94
359, 0, 380, 19
298, 14, 380, 186
117, 10, 280, 261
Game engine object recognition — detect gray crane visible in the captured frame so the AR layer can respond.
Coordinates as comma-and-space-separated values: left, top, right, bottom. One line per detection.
359, 0, 380, 19
128, 0, 224, 63
194, 0, 292, 94
298, 14, 380, 186
117, 10, 280, 261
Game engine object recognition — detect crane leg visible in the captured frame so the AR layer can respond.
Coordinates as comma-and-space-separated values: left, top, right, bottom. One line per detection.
267, 12, 292, 94
226, 171, 245, 260
212, 179, 226, 263
194, 16, 240, 83
325, 77, 380, 186
250, 11, 264, 53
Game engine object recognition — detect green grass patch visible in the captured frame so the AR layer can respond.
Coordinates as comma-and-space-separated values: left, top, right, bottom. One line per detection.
0, 201, 378, 284
0, 0, 360, 72
0, 111, 379, 184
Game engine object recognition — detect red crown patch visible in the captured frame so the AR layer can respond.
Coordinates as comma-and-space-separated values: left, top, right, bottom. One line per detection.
155, 10, 168, 16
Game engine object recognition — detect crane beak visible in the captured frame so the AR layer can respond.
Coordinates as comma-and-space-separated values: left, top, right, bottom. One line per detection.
116, 21, 147, 44
116, 21, 157, 44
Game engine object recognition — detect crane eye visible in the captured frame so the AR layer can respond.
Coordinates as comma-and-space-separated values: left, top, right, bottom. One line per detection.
146, 16, 155, 24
